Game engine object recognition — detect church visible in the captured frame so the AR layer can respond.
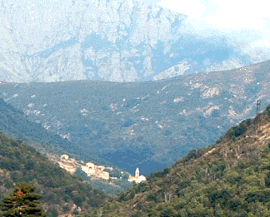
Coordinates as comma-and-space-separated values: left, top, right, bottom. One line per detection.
128, 168, 146, 184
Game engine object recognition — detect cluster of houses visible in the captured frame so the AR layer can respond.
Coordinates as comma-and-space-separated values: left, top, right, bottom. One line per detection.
58, 154, 146, 183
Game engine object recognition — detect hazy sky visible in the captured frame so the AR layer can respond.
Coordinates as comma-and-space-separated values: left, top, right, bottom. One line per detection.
143, 0, 270, 57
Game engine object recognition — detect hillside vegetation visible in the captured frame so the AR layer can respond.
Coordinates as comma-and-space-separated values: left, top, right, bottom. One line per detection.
0, 132, 107, 217
0, 96, 134, 194
85, 105, 270, 216
1, 60, 270, 175
0, 97, 103, 164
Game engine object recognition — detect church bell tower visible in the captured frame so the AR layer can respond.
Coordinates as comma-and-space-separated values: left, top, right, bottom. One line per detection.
135, 168, 139, 178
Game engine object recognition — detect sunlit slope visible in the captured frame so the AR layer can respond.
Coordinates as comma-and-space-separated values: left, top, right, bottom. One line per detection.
90, 105, 270, 216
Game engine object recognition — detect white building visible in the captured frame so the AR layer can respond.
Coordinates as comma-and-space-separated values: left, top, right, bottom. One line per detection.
128, 168, 146, 183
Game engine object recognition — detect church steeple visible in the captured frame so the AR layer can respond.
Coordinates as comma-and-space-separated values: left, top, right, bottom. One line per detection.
135, 168, 139, 177
128, 167, 146, 183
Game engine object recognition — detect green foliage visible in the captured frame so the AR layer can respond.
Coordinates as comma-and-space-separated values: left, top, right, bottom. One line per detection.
246, 190, 270, 203
184, 149, 198, 162
1, 76, 261, 175
134, 182, 151, 193
0, 183, 46, 217
118, 189, 135, 202
99, 105, 270, 216
228, 123, 247, 138
266, 105, 270, 117
73, 196, 83, 207
46, 207, 58, 217
225, 118, 253, 140
89, 178, 133, 195
0, 132, 107, 216
150, 167, 170, 178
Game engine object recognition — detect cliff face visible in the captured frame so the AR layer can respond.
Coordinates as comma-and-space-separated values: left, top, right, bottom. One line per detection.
0, 0, 251, 82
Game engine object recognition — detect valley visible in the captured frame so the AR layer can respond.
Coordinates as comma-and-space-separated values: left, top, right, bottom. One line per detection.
1, 59, 270, 175
80, 103, 270, 216
1, 0, 270, 216
0, 96, 134, 195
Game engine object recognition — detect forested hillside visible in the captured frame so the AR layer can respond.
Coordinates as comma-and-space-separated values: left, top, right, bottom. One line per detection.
0, 97, 134, 194
84, 105, 270, 216
2, 59, 270, 175
0, 132, 107, 217
0, 97, 104, 164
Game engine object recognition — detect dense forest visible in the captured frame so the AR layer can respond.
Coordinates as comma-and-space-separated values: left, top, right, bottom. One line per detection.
0, 97, 104, 164
0, 132, 107, 216
80, 105, 270, 216
0, 96, 134, 194
2, 95, 270, 216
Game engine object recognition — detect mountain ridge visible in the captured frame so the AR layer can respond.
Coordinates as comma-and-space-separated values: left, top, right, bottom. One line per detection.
0, 95, 135, 194
0, 0, 254, 83
1, 59, 270, 175
83, 104, 270, 216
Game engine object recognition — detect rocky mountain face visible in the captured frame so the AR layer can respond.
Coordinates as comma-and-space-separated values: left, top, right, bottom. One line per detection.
1, 60, 270, 175
0, 0, 252, 83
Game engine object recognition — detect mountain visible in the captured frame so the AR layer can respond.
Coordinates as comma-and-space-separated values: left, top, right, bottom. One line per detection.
0, 94, 134, 194
84, 104, 270, 216
0, 95, 100, 163
0, 132, 107, 217
1, 59, 270, 175
0, 0, 254, 83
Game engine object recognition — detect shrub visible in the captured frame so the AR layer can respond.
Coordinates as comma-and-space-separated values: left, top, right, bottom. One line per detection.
63, 204, 70, 213
246, 190, 270, 203
73, 196, 83, 207
227, 123, 247, 139
184, 150, 197, 162
47, 207, 58, 217
151, 168, 170, 178
266, 105, 270, 117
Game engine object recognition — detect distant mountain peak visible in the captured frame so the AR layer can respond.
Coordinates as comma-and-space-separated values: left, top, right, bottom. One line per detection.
0, 0, 253, 83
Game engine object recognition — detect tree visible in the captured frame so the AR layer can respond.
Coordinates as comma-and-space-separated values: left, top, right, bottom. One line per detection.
0, 183, 46, 217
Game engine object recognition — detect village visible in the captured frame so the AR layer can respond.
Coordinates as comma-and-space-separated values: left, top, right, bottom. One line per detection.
58, 154, 146, 184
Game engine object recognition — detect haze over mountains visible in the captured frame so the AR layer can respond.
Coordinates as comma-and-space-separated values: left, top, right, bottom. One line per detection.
1, 1, 270, 215
1, 59, 270, 175
0, 0, 258, 83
